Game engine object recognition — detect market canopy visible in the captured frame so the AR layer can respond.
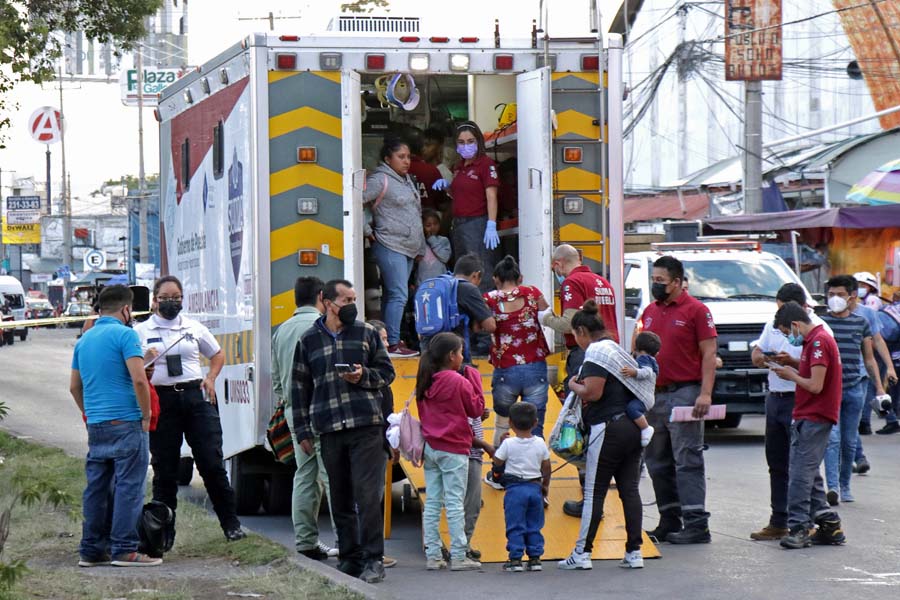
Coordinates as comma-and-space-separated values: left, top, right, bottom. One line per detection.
705, 205, 900, 232
846, 157, 900, 205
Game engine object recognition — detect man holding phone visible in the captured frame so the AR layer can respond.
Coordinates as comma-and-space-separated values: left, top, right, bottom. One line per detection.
750, 284, 832, 541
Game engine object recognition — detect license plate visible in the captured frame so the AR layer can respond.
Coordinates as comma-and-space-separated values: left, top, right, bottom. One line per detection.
728, 341, 749, 352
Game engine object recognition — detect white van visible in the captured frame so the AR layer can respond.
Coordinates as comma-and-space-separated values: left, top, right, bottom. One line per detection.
0, 276, 29, 342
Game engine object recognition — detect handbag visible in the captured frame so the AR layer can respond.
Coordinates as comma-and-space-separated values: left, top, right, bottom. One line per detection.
549, 391, 587, 467
266, 401, 295, 465
398, 392, 424, 467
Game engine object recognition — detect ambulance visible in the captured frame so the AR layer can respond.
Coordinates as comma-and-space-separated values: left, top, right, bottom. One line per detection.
156, 11, 625, 513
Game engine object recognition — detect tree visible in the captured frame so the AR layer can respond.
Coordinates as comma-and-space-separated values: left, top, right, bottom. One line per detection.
0, 0, 163, 143
340, 0, 390, 14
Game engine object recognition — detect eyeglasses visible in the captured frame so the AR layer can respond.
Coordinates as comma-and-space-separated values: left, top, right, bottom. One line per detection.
157, 296, 183, 302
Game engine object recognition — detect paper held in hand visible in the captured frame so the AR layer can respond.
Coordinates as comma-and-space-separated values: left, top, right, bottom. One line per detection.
670, 404, 726, 423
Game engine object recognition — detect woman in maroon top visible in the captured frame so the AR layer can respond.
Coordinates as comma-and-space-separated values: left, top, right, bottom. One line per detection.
483, 256, 551, 446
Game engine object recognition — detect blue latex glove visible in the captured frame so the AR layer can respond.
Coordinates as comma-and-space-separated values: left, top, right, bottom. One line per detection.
432, 178, 449, 191
483, 220, 500, 250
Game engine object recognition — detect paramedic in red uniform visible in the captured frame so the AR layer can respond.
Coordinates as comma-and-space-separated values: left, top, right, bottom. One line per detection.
433, 121, 499, 293
639, 255, 718, 545
405, 127, 446, 211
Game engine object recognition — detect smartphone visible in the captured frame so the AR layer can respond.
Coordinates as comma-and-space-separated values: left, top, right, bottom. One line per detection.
335, 363, 354, 374
765, 361, 782, 370
762, 351, 777, 357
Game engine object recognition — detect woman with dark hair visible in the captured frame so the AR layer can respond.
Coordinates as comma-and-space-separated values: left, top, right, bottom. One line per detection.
434, 121, 500, 292
483, 255, 551, 448
558, 301, 646, 571
134, 275, 245, 543
364, 135, 427, 358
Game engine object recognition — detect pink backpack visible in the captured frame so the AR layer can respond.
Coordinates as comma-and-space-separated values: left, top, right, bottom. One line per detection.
399, 392, 424, 467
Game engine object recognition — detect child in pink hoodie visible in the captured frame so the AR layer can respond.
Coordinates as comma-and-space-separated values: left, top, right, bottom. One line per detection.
416, 332, 485, 572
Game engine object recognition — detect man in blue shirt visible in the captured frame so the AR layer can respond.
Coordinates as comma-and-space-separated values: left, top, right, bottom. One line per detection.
70, 285, 159, 567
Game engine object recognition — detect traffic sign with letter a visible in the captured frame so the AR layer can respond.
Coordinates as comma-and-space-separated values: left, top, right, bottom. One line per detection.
28, 107, 64, 144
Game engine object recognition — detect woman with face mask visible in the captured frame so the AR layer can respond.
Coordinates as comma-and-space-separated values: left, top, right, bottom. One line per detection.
434, 121, 500, 293
134, 275, 246, 544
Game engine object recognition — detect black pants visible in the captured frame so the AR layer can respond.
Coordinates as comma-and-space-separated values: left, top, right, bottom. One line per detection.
320, 425, 387, 565
150, 387, 240, 531
581, 418, 643, 553
765, 391, 794, 529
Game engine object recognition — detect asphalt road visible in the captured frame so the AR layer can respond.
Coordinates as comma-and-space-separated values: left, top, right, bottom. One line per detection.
4, 329, 900, 598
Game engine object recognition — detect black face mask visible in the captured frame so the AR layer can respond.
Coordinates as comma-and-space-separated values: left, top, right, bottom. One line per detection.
651, 282, 670, 302
337, 303, 358, 326
158, 300, 183, 320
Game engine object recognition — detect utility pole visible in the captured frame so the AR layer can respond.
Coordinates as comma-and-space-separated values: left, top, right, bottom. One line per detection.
137, 47, 148, 264
677, 3, 688, 179
743, 79, 763, 214
59, 64, 72, 269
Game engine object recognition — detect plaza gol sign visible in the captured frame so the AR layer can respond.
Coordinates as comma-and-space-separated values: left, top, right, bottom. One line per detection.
724, 0, 783, 81
120, 67, 183, 107
28, 107, 64, 144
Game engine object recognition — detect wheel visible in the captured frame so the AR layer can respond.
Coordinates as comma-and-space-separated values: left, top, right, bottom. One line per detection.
261, 473, 293, 515
177, 457, 194, 486
718, 413, 742, 429
19, 329, 27, 341
4, 333, 13, 346
230, 455, 264, 515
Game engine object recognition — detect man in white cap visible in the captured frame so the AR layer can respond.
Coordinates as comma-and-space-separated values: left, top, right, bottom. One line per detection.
854, 272, 883, 310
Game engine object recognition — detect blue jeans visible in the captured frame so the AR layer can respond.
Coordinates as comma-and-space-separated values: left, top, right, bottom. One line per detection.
825, 379, 866, 492
80, 420, 150, 559
373, 241, 414, 346
625, 398, 646, 421
492, 362, 549, 437
504, 482, 544, 560
422, 443, 469, 561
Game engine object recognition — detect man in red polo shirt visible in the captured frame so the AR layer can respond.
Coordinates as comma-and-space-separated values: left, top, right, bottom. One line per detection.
769, 302, 845, 549
639, 255, 717, 544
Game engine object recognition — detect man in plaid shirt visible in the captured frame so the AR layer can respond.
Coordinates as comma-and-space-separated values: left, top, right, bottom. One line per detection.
292, 279, 395, 584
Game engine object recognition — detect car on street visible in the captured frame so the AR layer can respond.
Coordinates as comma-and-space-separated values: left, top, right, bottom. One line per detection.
64, 302, 93, 328
26, 299, 54, 322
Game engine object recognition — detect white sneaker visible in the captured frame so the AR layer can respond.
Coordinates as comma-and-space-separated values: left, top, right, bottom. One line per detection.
426, 558, 447, 570
484, 471, 504, 490
450, 557, 482, 571
640, 425, 655, 448
557, 550, 592, 570
317, 541, 339, 558
619, 550, 644, 569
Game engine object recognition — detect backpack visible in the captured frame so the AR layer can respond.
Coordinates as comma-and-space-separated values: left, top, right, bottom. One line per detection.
414, 274, 461, 336
138, 501, 176, 558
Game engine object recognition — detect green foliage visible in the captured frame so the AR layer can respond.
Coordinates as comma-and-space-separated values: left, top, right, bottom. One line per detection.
340, 0, 390, 14
102, 173, 160, 190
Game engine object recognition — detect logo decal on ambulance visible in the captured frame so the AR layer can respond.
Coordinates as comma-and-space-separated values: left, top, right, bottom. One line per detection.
228, 148, 244, 284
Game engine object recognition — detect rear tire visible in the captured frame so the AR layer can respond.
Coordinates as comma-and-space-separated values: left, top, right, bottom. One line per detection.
230, 455, 264, 515
718, 414, 742, 429
19, 330, 27, 341
4, 333, 14, 346
262, 473, 293, 515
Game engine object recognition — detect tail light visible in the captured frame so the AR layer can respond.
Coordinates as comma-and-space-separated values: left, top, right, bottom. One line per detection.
276, 53, 297, 70
366, 53, 386, 70
582, 55, 600, 70
494, 54, 514, 70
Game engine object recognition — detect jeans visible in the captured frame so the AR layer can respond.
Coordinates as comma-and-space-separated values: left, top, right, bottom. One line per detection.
492, 362, 549, 437
320, 426, 386, 566
824, 379, 865, 492
504, 482, 544, 560
786, 419, 838, 531
150, 387, 240, 531
575, 418, 643, 554
284, 404, 335, 551
463, 458, 483, 545
422, 443, 469, 561
764, 391, 794, 529
373, 241, 414, 346
625, 399, 646, 421
645, 384, 709, 529
452, 216, 497, 294
80, 420, 149, 559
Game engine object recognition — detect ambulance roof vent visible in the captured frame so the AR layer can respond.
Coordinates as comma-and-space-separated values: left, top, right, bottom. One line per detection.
330, 15, 420, 34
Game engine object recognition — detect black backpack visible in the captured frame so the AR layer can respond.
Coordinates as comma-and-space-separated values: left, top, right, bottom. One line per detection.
138, 500, 175, 558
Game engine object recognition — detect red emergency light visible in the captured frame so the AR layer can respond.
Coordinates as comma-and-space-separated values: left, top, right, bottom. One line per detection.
399, 36, 420, 43
494, 54, 514, 70
279, 35, 299, 42
366, 53, 386, 70
459, 37, 479, 43
429, 37, 450, 43
276, 53, 297, 70
582, 55, 600, 71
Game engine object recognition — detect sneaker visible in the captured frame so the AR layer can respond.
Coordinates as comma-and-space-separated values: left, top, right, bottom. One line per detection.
466, 548, 482, 561
299, 547, 329, 561
111, 552, 163, 567
619, 550, 644, 569
826, 489, 840, 507
557, 550, 592, 570
359, 560, 385, 584
640, 425, 655, 448
810, 519, 846, 546
859, 422, 873, 435
562, 499, 584, 518
224, 527, 246, 542
855, 458, 871, 475
78, 555, 110, 567
426, 558, 447, 570
526, 557, 542, 572
750, 525, 789, 541
543, 496, 550, 509
503, 559, 524, 572
667, 527, 711, 544
388, 343, 419, 358
876, 422, 900, 435
450, 557, 482, 571
780, 527, 811, 549
484, 471, 504, 490
317, 541, 339, 558
647, 518, 682, 543
383, 556, 397, 568
840, 488, 855, 503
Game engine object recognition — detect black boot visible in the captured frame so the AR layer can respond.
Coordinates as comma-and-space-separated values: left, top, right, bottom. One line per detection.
667, 526, 711, 544
563, 499, 584, 517
646, 517, 683, 543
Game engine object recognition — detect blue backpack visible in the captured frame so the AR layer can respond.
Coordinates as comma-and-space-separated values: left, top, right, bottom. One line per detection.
414, 274, 461, 336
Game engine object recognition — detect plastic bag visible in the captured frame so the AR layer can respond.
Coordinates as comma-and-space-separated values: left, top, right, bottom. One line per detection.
398, 394, 424, 467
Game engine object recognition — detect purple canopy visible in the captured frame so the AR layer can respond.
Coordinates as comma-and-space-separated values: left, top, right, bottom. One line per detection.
706, 205, 900, 231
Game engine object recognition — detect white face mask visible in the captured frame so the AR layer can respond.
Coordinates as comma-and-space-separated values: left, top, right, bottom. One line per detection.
828, 295, 849, 314
858, 287, 869, 299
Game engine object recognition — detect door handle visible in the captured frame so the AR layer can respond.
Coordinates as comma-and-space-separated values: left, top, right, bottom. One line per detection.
352, 169, 366, 191
529, 168, 542, 189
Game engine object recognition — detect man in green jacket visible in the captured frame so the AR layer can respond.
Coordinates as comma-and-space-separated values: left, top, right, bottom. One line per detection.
272, 276, 337, 560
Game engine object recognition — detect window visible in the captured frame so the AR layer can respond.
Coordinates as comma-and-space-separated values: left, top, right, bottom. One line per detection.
213, 121, 224, 179
682, 259, 797, 301
624, 260, 645, 319
181, 138, 190, 191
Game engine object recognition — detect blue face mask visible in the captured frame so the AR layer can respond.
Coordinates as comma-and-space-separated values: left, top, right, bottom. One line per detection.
787, 326, 804, 347
555, 272, 565, 285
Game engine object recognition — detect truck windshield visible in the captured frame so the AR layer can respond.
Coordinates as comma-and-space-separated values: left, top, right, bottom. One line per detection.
684, 259, 796, 301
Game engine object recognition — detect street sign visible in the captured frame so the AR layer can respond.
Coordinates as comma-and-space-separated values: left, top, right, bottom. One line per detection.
6, 211, 41, 225
120, 67, 184, 107
28, 107, 64, 144
83, 249, 107, 272
724, 0, 783, 81
6, 196, 42, 211
1, 219, 41, 244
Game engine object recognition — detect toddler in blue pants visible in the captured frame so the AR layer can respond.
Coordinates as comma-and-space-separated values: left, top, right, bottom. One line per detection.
620, 331, 660, 447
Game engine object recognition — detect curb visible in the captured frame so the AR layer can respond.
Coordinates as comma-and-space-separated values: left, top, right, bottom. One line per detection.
288, 552, 393, 600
